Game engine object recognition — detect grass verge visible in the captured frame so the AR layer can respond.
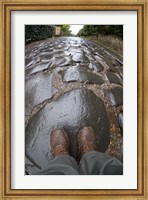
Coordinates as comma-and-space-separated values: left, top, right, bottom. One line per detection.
86, 35, 123, 62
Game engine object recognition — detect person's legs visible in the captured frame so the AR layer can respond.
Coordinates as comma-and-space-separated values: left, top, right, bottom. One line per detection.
35, 129, 80, 175
79, 151, 123, 175
77, 127, 123, 175
35, 127, 123, 175
38, 155, 80, 175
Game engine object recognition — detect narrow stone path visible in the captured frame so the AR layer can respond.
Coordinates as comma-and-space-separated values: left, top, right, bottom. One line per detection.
25, 37, 123, 174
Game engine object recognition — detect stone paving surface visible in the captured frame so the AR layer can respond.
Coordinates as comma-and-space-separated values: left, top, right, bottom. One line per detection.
25, 37, 123, 174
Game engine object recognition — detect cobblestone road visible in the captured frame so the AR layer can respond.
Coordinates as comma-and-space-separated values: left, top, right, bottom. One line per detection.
25, 37, 123, 174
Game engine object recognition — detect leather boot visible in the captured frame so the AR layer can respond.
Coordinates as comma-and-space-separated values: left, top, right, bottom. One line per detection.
50, 129, 70, 157
77, 127, 96, 160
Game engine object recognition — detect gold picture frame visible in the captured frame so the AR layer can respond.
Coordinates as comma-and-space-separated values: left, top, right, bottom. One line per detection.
0, 0, 148, 199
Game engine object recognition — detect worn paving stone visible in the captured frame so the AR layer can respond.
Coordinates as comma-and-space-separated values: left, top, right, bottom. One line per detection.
62, 65, 104, 84
51, 57, 72, 68
88, 62, 104, 72
25, 88, 110, 173
104, 87, 123, 107
68, 46, 82, 54
25, 62, 51, 76
106, 71, 122, 85
118, 112, 123, 132
25, 71, 57, 114
39, 52, 54, 61
25, 57, 33, 66
72, 52, 89, 63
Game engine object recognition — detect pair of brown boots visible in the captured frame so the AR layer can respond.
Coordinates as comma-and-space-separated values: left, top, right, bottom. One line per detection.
50, 126, 96, 160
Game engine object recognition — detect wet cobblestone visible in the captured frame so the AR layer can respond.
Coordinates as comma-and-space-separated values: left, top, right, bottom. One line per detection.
25, 37, 123, 174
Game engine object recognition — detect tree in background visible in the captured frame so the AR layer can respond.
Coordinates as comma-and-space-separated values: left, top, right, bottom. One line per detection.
61, 25, 72, 36
25, 25, 54, 45
77, 25, 123, 38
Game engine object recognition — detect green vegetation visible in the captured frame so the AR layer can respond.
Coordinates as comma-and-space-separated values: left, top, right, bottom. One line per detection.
61, 25, 72, 36
25, 25, 123, 46
88, 35, 123, 61
77, 25, 123, 38
25, 25, 54, 45
25, 25, 75, 45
